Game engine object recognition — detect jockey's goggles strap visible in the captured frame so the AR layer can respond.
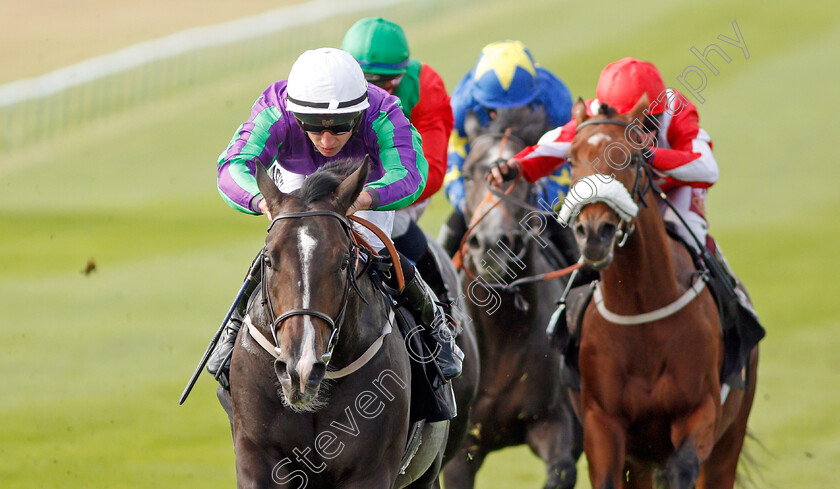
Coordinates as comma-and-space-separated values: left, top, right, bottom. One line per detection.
287, 92, 368, 110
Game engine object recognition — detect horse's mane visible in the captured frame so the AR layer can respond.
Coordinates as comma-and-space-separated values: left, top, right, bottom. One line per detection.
483, 105, 552, 146
597, 103, 618, 119
297, 158, 364, 206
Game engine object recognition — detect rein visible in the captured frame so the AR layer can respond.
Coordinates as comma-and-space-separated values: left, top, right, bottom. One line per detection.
452, 130, 582, 287
260, 209, 403, 373
263, 210, 356, 365
567, 118, 652, 246
574, 117, 712, 324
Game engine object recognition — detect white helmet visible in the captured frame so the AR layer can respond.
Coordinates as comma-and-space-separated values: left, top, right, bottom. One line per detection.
286, 48, 370, 115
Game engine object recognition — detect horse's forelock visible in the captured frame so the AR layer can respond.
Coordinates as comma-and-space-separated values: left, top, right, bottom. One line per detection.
297, 158, 364, 206
484, 106, 551, 146
598, 103, 618, 119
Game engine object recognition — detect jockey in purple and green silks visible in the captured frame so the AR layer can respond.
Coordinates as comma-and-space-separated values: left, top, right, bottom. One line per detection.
217, 74, 427, 214
209, 48, 463, 392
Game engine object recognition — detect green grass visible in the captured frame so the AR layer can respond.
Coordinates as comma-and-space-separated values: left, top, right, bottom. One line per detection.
2, 0, 839, 487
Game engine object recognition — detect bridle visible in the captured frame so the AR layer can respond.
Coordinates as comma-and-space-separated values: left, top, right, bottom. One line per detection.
261, 210, 362, 366
453, 130, 583, 301
574, 117, 714, 325
572, 117, 655, 246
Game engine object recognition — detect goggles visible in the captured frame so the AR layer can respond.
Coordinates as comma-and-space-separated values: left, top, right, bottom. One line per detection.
293, 112, 361, 135
364, 73, 404, 92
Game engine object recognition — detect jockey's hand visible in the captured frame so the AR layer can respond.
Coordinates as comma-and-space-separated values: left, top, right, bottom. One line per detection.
258, 198, 273, 220
488, 158, 521, 187
347, 190, 372, 216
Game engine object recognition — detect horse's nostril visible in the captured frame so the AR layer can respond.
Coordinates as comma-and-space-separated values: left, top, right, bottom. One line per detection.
599, 222, 617, 241
499, 235, 515, 249
274, 360, 291, 382
308, 361, 326, 385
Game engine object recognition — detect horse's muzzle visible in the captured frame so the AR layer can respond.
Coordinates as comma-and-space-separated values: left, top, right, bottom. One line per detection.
574, 221, 617, 269
275, 358, 326, 407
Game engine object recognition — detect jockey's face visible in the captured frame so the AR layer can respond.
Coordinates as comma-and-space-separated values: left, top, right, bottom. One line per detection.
307, 130, 354, 157
364, 72, 403, 95
638, 112, 662, 146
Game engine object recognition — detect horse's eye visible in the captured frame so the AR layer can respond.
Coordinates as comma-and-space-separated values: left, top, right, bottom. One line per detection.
263, 255, 272, 269
339, 258, 348, 271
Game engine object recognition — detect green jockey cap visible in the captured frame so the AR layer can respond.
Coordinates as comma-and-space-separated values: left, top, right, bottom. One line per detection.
342, 17, 410, 76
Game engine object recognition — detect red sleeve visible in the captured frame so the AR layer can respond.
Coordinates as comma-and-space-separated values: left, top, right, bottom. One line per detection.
411, 63, 454, 203
650, 97, 718, 190
517, 119, 578, 183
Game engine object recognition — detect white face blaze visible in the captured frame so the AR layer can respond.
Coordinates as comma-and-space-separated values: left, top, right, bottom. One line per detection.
295, 226, 319, 386
586, 133, 612, 146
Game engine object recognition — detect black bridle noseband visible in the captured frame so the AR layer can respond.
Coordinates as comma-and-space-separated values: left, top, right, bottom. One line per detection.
261, 210, 362, 366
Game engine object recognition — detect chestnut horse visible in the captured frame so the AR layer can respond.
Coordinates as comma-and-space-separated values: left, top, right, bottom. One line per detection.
443, 108, 583, 489
224, 159, 478, 489
562, 96, 758, 489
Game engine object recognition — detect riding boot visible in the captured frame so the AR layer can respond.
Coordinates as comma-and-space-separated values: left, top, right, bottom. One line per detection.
206, 255, 262, 390
712, 242, 738, 289
438, 210, 467, 258
414, 247, 452, 303
710, 241, 762, 321
399, 271, 465, 381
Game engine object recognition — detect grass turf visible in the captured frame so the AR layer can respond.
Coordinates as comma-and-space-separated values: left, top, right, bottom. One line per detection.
1, 0, 838, 487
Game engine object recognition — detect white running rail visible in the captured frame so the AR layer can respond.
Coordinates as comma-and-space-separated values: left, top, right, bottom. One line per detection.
0, 0, 406, 108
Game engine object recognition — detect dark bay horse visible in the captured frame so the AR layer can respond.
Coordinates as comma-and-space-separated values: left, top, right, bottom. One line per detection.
443, 108, 583, 489
225, 158, 478, 488
563, 96, 758, 488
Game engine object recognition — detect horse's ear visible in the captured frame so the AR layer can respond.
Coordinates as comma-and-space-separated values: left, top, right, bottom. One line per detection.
464, 111, 482, 142
255, 161, 286, 214
572, 97, 589, 126
627, 93, 650, 122
333, 157, 370, 213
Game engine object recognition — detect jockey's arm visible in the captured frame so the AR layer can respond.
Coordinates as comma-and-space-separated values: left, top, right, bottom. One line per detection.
363, 99, 428, 211
411, 64, 453, 203
490, 122, 575, 186
649, 103, 718, 190
217, 90, 285, 216
444, 127, 469, 213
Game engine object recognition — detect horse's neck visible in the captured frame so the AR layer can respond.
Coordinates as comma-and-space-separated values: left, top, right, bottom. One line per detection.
599, 201, 685, 315
329, 275, 385, 367
471, 241, 553, 334
519, 241, 556, 307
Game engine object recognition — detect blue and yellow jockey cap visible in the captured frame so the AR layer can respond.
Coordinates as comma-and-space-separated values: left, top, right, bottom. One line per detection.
471, 40, 539, 109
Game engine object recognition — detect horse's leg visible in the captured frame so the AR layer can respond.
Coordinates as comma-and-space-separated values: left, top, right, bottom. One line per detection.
665, 394, 717, 489
525, 418, 579, 489
625, 459, 655, 489
441, 447, 486, 489
216, 385, 235, 442
232, 428, 278, 489
697, 349, 759, 489
582, 404, 626, 489
344, 472, 399, 489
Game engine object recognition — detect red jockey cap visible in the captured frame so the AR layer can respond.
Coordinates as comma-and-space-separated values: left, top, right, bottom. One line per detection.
596, 57, 667, 114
